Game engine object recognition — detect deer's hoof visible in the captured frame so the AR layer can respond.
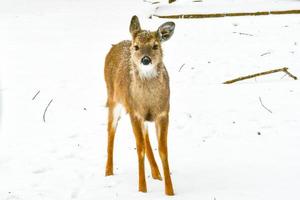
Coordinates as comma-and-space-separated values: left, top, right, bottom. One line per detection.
105, 169, 113, 176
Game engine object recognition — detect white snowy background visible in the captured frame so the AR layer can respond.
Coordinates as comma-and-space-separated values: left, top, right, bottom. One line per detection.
1, 0, 300, 199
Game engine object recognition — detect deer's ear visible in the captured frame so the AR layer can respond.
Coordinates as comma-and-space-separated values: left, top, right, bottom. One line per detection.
157, 22, 175, 42
130, 15, 141, 36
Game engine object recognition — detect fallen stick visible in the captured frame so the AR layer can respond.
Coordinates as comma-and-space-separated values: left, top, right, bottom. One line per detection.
153, 9, 300, 19
283, 68, 298, 80
223, 67, 297, 84
43, 99, 53, 123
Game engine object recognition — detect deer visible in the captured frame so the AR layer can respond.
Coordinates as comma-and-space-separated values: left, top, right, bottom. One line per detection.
104, 15, 175, 196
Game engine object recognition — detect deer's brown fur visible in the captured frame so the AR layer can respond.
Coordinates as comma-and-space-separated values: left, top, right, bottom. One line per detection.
104, 15, 175, 195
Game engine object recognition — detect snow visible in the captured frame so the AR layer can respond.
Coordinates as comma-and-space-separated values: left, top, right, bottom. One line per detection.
1, 0, 300, 199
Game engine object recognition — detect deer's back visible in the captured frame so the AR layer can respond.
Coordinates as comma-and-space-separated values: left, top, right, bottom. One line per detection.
104, 40, 132, 107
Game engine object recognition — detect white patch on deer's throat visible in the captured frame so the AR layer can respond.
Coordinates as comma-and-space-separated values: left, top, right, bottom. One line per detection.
138, 64, 158, 80
112, 103, 125, 128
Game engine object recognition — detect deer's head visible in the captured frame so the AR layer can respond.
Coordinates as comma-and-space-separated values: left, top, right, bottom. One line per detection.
129, 16, 175, 79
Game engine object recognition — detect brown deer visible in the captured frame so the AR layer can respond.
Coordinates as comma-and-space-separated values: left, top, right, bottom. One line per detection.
104, 15, 175, 196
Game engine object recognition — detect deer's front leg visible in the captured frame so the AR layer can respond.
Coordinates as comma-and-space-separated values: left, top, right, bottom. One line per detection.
145, 132, 162, 180
130, 114, 147, 193
156, 114, 174, 196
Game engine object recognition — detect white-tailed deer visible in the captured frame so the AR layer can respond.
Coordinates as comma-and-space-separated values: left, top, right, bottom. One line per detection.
104, 15, 175, 195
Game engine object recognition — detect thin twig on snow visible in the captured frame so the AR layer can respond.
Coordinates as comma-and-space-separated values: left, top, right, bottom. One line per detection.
43, 99, 53, 123
32, 90, 40, 100
259, 97, 272, 114
233, 32, 254, 36
178, 64, 185, 72
260, 52, 271, 56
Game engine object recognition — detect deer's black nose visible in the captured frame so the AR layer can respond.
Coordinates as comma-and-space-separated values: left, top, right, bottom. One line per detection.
141, 56, 151, 65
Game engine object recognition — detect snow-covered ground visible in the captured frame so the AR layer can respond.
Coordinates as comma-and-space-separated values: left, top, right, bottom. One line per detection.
1, 0, 300, 199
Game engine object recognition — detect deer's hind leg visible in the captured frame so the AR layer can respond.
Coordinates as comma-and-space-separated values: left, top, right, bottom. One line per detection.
105, 103, 121, 176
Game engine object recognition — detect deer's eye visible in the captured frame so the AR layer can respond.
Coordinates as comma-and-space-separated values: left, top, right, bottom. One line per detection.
134, 45, 139, 51
153, 44, 159, 50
